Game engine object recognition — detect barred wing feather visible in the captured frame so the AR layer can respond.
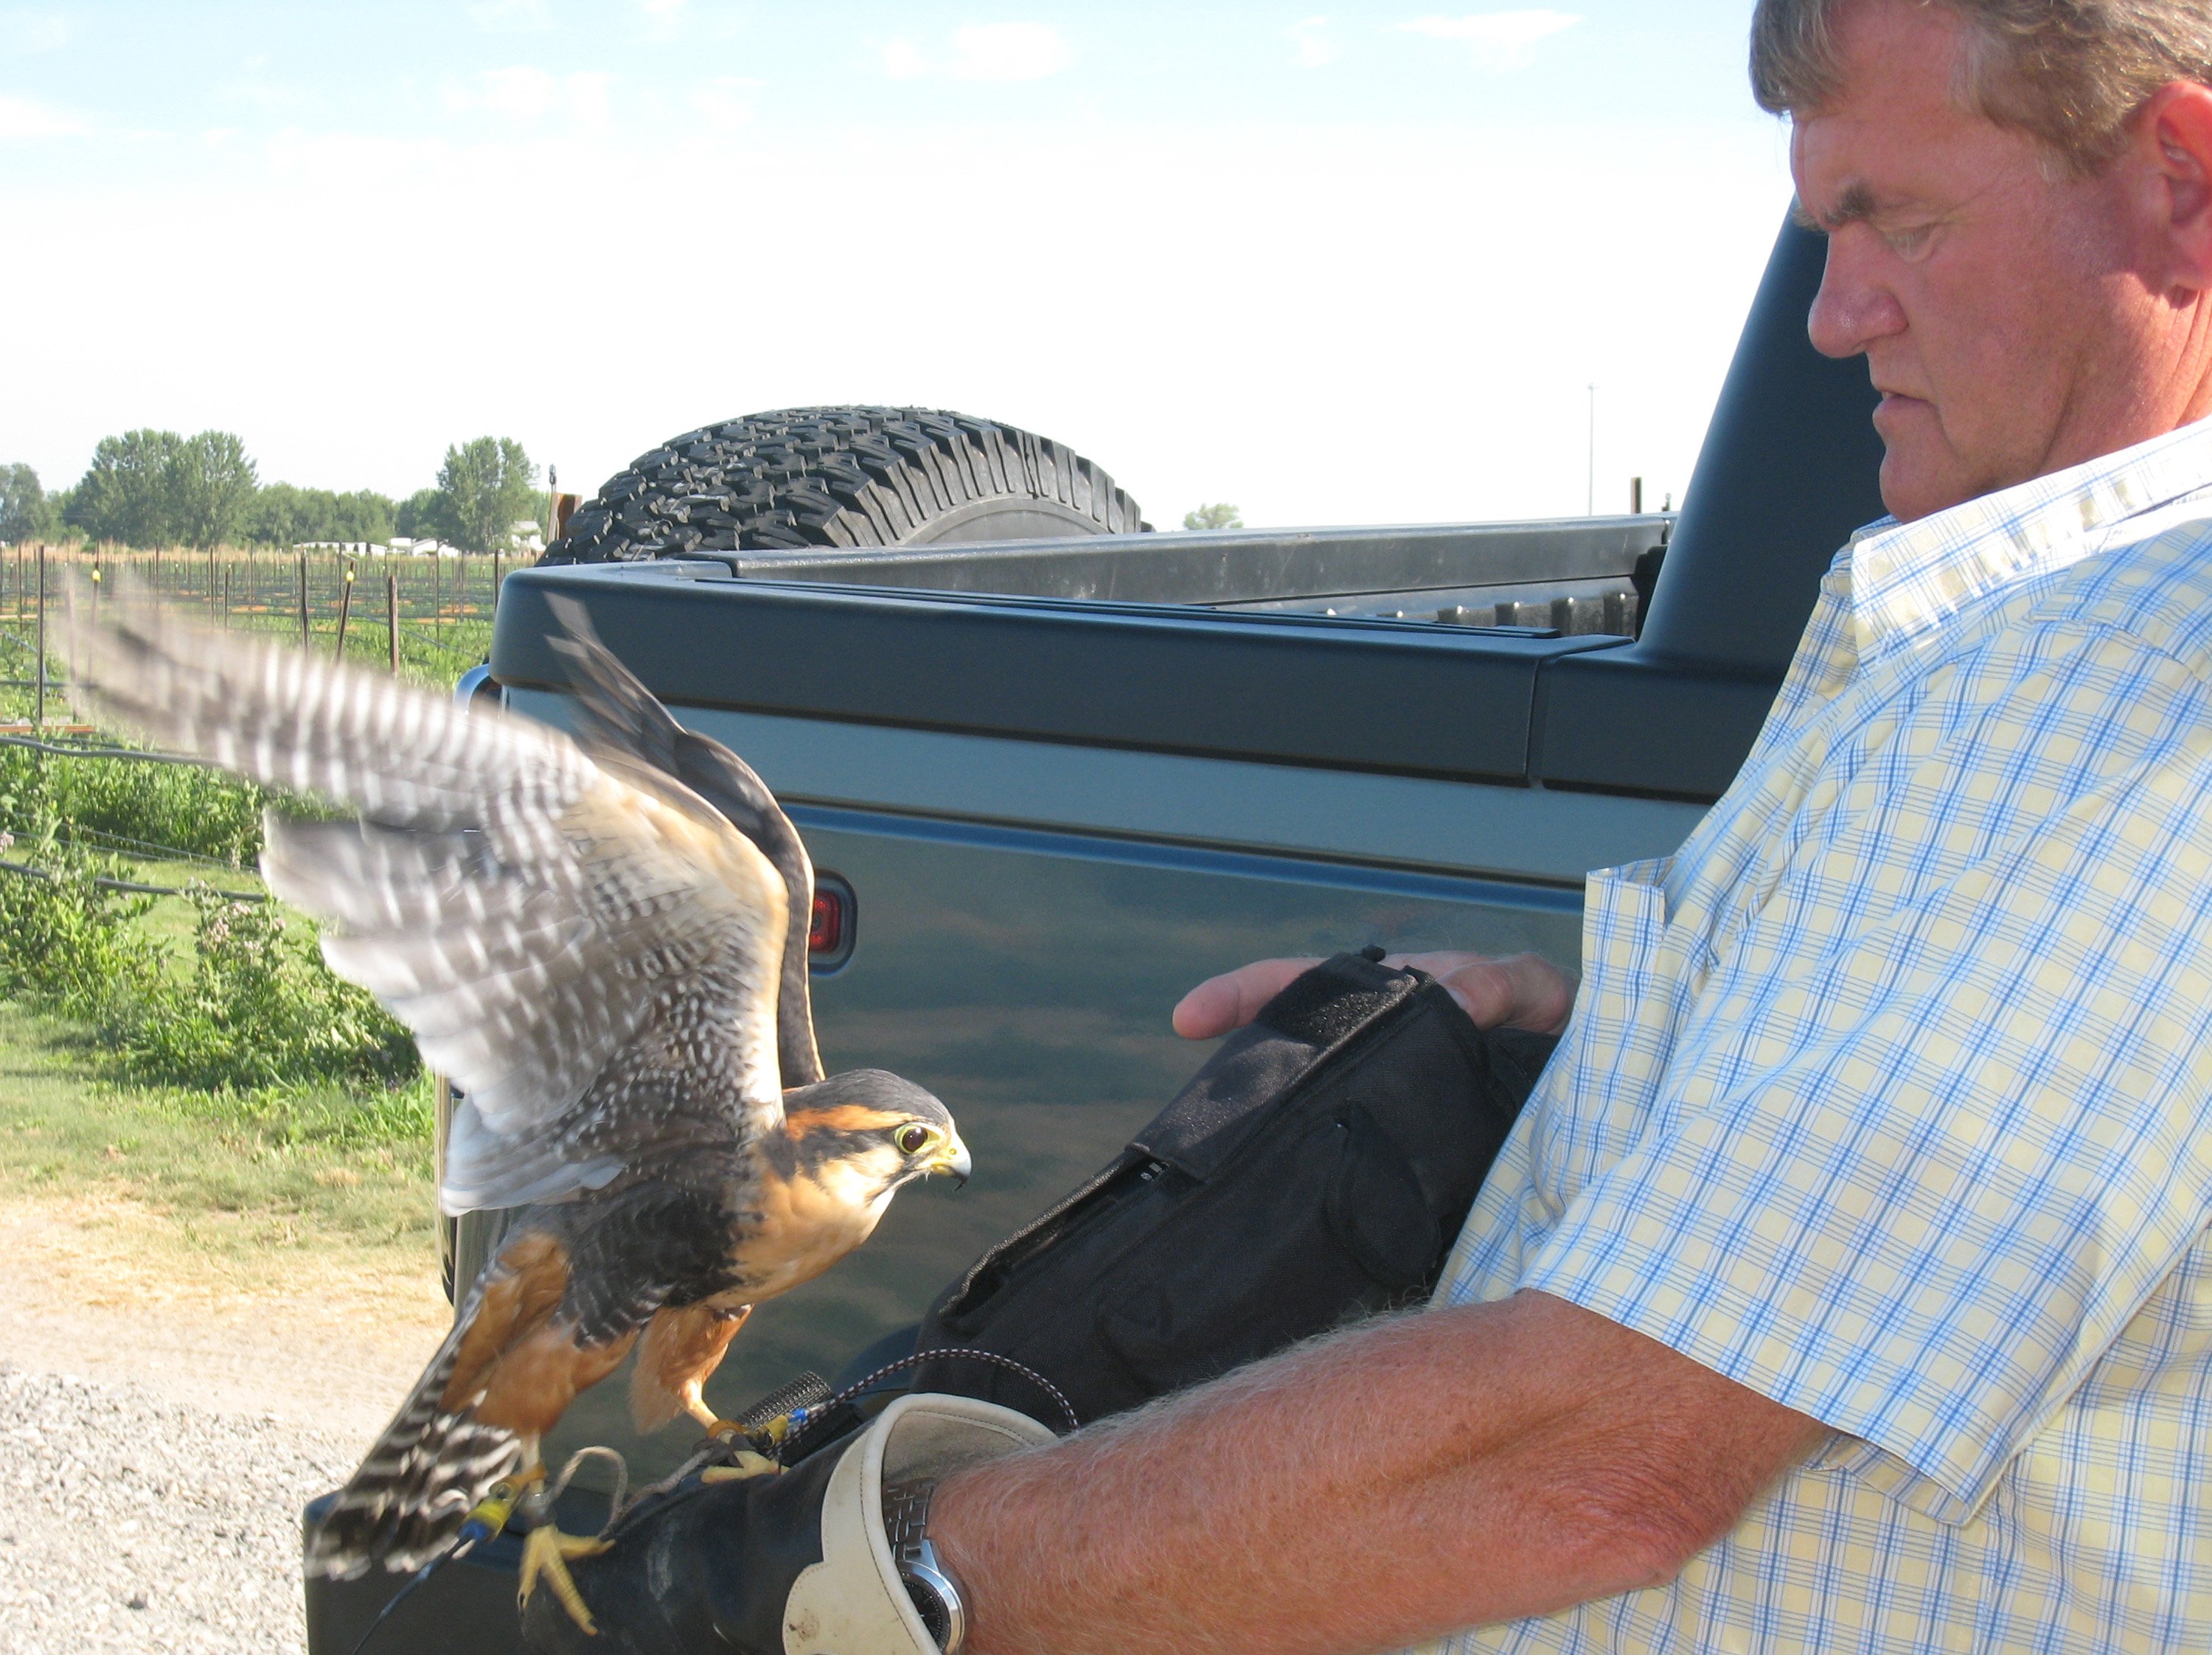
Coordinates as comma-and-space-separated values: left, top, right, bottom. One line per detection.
69, 600, 790, 1213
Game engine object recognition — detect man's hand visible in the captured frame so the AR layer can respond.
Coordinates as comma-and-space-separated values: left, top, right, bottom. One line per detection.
1172, 950, 1577, 1040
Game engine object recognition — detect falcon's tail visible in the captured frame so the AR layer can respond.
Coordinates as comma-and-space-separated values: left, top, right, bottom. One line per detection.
305, 1304, 527, 1581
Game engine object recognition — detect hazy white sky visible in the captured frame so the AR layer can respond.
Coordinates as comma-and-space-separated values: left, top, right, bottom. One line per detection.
1, 2, 1800, 530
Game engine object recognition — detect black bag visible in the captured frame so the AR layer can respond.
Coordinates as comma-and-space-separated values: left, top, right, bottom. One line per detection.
908, 948, 1556, 1427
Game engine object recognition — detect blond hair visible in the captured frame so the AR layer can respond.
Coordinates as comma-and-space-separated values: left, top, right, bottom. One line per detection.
1750, 0, 2212, 173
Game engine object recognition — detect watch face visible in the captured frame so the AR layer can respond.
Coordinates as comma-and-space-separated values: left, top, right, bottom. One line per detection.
903, 1575, 953, 1645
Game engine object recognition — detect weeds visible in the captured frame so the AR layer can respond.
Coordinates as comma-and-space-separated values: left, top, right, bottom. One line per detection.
119, 885, 418, 1094
0, 811, 421, 1104
0, 836, 164, 1020
0, 742, 271, 865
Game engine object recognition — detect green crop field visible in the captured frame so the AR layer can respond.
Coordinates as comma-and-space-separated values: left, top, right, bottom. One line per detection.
0, 544, 502, 690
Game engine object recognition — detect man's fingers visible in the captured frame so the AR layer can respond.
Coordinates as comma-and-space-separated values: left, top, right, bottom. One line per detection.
1175, 951, 1576, 1040
1172, 958, 1324, 1039
1391, 951, 1576, 1034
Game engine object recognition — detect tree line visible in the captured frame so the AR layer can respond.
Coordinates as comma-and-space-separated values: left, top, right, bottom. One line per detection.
0, 432, 548, 554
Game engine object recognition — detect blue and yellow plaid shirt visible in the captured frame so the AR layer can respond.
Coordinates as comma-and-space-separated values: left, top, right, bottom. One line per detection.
1431, 420, 2212, 1652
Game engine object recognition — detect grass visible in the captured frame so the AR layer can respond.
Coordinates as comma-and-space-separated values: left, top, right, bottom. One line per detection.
0, 1000, 437, 1266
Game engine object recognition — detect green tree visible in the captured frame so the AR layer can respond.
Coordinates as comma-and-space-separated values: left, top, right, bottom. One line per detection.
394, 487, 448, 542
1182, 502, 1244, 530
69, 428, 185, 547
0, 463, 51, 544
329, 489, 397, 543
166, 430, 258, 551
244, 484, 393, 546
435, 436, 538, 553
243, 481, 317, 547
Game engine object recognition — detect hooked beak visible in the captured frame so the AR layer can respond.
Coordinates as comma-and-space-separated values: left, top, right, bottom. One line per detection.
933, 1137, 973, 1188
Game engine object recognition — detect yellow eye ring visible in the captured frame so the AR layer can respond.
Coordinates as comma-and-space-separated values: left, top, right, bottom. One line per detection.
896, 1125, 933, 1156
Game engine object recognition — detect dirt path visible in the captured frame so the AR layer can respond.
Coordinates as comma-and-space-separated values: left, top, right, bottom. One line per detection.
0, 1195, 450, 1452
0, 1195, 454, 1654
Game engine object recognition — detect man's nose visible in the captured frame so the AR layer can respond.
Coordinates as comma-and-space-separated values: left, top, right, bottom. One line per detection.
1806, 230, 1907, 360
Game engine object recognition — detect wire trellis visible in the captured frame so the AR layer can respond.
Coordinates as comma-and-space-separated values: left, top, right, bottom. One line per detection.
0, 856, 267, 903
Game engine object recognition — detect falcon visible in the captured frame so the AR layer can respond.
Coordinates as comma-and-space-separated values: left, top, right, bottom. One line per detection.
68, 590, 970, 1628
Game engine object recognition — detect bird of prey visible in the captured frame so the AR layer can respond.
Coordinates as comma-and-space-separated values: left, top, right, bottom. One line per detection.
69, 590, 970, 1628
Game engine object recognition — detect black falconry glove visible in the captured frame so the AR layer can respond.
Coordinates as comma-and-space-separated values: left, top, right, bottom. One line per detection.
521, 1393, 1051, 1655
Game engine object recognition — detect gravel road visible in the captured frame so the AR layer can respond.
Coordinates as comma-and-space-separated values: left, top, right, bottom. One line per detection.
0, 1365, 358, 1654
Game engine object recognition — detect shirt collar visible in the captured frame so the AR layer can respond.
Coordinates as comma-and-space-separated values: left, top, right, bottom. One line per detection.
1846, 417, 2212, 660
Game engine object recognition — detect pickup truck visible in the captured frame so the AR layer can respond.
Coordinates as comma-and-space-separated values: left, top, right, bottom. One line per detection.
304, 216, 1888, 1652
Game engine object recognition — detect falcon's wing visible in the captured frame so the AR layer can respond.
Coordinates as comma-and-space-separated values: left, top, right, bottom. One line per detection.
69, 596, 791, 1214
541, 594, 824, 1087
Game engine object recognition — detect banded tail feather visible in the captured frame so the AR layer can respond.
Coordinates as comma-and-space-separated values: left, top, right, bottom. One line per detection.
305, 1297, 526, 1579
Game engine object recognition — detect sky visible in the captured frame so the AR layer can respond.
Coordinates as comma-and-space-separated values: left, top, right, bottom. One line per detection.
0, 2, 1801, 531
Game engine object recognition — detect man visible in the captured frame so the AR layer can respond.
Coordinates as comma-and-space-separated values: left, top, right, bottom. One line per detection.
911, 1, 2212, 1648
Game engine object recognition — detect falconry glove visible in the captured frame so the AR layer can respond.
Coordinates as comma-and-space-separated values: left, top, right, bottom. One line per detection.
521, 1392, 1054, 1655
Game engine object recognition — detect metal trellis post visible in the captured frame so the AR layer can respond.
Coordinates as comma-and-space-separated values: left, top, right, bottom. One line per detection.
35, 543, 46, 733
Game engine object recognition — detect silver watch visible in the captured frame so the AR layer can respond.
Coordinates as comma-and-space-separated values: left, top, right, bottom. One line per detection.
882, 1480, 967, 1654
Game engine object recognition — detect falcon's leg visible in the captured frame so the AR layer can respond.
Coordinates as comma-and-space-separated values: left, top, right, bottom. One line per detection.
504, 1446, 618, 1634
478, 1321, 640, 1636
632, 1299, 782, 1484
631, 1299, 754, 1436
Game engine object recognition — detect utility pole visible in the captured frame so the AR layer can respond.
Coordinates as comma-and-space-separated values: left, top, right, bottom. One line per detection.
1586, 384, 1597, 516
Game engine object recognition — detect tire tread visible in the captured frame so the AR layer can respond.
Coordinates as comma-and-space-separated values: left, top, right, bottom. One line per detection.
543, 406, 1147, 563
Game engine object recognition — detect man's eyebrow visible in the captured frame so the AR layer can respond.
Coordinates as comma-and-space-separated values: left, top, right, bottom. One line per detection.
1792, 183, 1877, 232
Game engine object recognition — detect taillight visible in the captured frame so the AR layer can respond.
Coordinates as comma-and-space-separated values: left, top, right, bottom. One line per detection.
808, 894, 841, 955
808, 874, 855, 971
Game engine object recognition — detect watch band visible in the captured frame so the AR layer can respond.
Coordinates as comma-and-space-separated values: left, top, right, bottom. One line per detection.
883, 1479, 968, 1654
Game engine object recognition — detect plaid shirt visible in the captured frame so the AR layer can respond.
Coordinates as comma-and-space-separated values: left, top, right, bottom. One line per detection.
1427, 419, 2212, 1653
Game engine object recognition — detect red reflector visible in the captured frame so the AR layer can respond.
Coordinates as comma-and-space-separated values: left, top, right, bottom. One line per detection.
809, 891, 844, 955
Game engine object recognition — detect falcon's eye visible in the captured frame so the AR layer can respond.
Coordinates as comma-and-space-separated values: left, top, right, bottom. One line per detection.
896, 1124, 935, 1156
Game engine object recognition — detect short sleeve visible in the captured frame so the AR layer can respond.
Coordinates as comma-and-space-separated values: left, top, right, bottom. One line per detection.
1522, 662, 2212, 1523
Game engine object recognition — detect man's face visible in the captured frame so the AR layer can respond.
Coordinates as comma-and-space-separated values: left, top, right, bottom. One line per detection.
1792, 0, 2160, 521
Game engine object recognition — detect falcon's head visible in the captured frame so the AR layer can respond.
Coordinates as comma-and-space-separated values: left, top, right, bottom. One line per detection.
783, 1069, 972, 1206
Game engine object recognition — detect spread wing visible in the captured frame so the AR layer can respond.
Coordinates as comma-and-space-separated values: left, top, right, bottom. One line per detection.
67, 593, 792, 1215
541, 593, 824, 1086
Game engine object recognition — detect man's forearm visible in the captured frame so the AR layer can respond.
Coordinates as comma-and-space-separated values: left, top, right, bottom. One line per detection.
931, 1292, 1827, 1655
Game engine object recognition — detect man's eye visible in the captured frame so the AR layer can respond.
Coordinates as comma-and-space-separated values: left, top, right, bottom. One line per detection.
1885, 224, 1935, 258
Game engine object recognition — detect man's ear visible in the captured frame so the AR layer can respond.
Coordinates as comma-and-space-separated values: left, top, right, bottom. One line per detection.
2133, 80, 2212, 299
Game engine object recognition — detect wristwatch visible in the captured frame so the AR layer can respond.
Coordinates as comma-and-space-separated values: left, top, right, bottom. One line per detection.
882, 1479, 968, 1654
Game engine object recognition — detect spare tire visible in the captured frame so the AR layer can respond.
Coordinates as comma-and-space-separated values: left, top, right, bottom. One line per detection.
542, 405, 1148, 563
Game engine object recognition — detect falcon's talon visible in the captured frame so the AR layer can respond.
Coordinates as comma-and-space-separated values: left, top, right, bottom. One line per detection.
518, 1524, 612, 1636
700, 1450, 782, 1482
